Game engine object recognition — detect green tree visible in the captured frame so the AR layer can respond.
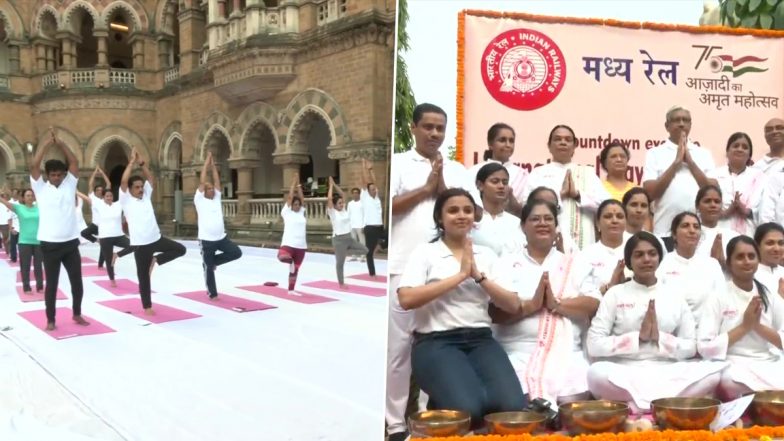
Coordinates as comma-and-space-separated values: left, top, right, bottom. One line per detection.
720, 0, 784, 29
394, 0, 416, 153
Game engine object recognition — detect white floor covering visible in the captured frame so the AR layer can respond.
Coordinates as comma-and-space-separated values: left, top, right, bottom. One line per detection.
0, 241, 386, 441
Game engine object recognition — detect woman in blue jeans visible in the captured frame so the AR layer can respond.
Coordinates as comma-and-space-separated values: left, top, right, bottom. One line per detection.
397, 188, 527, 429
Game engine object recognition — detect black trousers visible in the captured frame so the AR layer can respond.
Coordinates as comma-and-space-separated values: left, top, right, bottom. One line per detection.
8, 230, 18, 261
40, 239, 83, 323
18, 243, 43, 290
80, 223, 105, 267
364, 225, 384, 276
99, 235, 134, 280
134, 237, 186, 308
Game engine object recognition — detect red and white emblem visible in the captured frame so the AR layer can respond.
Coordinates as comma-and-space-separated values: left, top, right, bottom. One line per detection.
481, 28, 566, 111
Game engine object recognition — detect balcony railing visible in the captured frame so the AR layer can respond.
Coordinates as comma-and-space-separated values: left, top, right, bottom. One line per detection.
109, 69, 136, 87
222, 198, 330, 225
70, 69, 95, 88
222, 199, 238, 218
164, 66, 180, 84
42, 72, 58, 89
317, 0, 348, 25
0, 75, 8, 89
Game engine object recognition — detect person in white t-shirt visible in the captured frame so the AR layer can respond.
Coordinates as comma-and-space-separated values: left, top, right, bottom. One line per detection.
327, 176, 368, 288
120, 147, 186, 315
347, 186, 365, 262
360, 158, 385, 277
469, 162, 525, 256
30, 127, 89, 331
279, 173, 308, 292
195, 151, 242, 299
642, 106, 717, 250
93, 188, 133, 287
0, 189, 10, 253
80, 167, 110, 268
752, 118, 784, 176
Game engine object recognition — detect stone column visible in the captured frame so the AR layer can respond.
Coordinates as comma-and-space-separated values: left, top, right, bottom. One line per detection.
8, 43, 20, 73
158, 37, 172, 69
179, 6, 207, 74
94, 30, 109, 66
274, 152, 311, 196
180, 165, 200, 224
160, 170, 177, 221
36, 44, 46, 71
228, 159, 259, 225
131, 37, 145, 69
233, 0, 242, 12
218, 0, 227, 18
45, 46, 55, 71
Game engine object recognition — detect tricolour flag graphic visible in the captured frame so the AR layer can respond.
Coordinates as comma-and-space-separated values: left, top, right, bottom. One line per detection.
711, 55, 768, 77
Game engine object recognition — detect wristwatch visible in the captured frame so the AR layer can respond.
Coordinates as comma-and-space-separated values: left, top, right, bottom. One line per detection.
474, 273, 487, 284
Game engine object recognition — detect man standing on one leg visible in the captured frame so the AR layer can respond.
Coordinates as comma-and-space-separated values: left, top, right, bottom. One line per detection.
360, 158, 384, 279
81, 166, 110, 268
119, 147, 186, 314
347, 185, 365, 262
195, 151, 242, 299
31, 128, 89, 331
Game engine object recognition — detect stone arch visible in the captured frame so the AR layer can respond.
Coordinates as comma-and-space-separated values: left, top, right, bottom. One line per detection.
280, 88, 350, 151
101, 0, 148, 33
62, 0, 100, 33
194, 111, 234, 161
285, 105, 336, 152
0, 3, 24, 40
35, 127, 81, 164
154, 0, 179, 34
33, 5, 60, 39
158, 120, 182, 167
0, 128, 22, 171
85, 126, 150, 167
235, 101, 279, 156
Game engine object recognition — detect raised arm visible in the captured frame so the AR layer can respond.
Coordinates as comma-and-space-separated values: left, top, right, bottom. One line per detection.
30, 132, 54, 181
50, 128, 79, 176
137, 149, 154, 189
286, 173, 300, 205
77, 191, 91, 205
364, 159, 384, 199
0, 194, 13, 212
198, 151, 212, 192
327, 177, 335, 209
211, 155, 221, 191
88, 168, 99, 195
98, 166, 111, 189
120, 148, 138, 192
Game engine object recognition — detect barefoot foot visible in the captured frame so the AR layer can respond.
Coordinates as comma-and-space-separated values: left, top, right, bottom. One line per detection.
110, 280, 117, 288
73, 315, 90, 326
45, 322, 56, 331
144, 307, 155, 316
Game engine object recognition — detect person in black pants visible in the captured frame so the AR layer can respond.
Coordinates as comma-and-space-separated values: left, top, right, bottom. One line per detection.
80, 166, 110, 268
119, 147, 186, 314
360, 159, 386, 279
30, 128, 89, 331
92, 188, 134, 287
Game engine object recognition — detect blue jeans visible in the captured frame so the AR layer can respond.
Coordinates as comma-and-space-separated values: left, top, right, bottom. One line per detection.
411, 327, 526, 429
200, 236, 242, 297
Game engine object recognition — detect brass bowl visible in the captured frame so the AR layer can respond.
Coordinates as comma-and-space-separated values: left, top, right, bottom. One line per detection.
485, 411, 546, 435
408, 410, 471, 438
750, 390, 784, 426
651, 397, 720, 430
559, 400, 629, 435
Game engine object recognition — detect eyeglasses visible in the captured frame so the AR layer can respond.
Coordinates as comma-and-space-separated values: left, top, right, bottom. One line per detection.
527, 216, 556, 225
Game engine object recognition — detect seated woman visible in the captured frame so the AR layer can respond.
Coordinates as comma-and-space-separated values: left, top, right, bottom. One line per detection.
622, 187, 665, 253
490, 200, 600, 405
587, 232, 724, 413
698, 235, 784, 399
657, 212, 725, 322
694, 185, 738, 269
754, 223, 784, 299
573, 199, 629, 299
526, 186, 577, 255
470, 162, 525, 257
398, 188, 525, 428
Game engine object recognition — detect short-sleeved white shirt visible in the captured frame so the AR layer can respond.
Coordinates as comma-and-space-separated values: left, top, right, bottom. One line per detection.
470, 210, 525, 256
95, 201, 124, 238
642, 140, 715, 236
89, 192, 102, 225
389, 149, 468, 274
119, 181, 161, 246
398, 241, 501, 333
0, 204, 10, 223
327, 207, 352, 236
30, 172, 79, 242
360, 189, 383, 226
281, 203, 307, 249
194, 189, 226, 242
347, 199, 364, 229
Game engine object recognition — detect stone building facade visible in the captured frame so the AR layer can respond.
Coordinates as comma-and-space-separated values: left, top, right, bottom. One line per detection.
0, 0, 394, 247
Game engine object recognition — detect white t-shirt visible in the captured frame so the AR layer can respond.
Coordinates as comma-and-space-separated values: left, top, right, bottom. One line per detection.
347, 199, 364, 229
89, 192, 102, 225
119, 181, 161, 246
752, 155, 784, 176
74, 198, 88, 237
194, 189, 226, 242
707, 166, 766, 236
360, 189, 384, 226
642, 140, 716, 236
281, 203, 307, 249
96, 201, 124, 238
30, 172, 79, 242
470, 210, 524, 257
0, 204, 10, 224
760, 170, 784, 224
389, 149, 468, 274
398, 240, 501, 333
327, 207, 351, 236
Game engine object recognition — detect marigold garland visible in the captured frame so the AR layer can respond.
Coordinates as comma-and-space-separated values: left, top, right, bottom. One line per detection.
454, 9, 784, 162
413, 426, 784, 441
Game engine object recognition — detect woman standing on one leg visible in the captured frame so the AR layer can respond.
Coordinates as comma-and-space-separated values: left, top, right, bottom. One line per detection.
119, 147, 186, 314
81, 167, 110, 268
195, 151, 242, 299
95, 188, 134, 288
278, 174, 307, 293
360, 159, 385, 279
0, 190, 43, 293
327, 176, 368, 289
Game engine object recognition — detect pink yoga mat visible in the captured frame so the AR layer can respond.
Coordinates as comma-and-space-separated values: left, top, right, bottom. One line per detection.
97, 298, 201, 324
18, 308, 115, 340
303, 280, 387, 297
94, 279, 149, 295
16, 285, 67, 302
176, 291, 277, 313
238, 285, 337, 304
5, 259, 19, 268
348, 273, 388, 283
81, 256, 96, 264
79, 265, 106, 277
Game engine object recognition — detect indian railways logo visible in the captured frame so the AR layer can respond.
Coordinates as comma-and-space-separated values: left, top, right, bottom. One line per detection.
481, 29, 566, 111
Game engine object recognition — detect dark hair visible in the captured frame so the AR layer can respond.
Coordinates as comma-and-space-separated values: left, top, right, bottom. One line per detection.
754, 222, 784, 245
521, 200, 559, 227
350, 187, 361, 194
624, 231, 663, 270
726, 235, 769, 311
432, 188, 475, 241
670, 211, 701, 240
332, 195, 343, 205
726, 132, 753, 165
526, 186, 560, 208
44, 159, 67, 175
475, 162, 508, 197
622, 187, 651, 208
596, 199, 625, 223
548, 125, 577, 145
93, 184, 104, 193
413, 103, 447, 125
128, 175, 144, 189
483, 123, 515, 161
21, 188, 34, 198
695, 184, 722, 208
103, 188, 114, 195
366, 182, 376, 191
599, 141, 630, 171
291, 196, 302, 206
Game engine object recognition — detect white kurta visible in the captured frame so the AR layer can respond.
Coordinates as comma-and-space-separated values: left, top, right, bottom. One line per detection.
756, 264, 784, 299
707, 166, 766, 236
522, 162, 610, 250
587, 280, 726, 409
467, 160, 529, 208
657, 252, 726, 323
572, 241, 631, 299
695, 224, 738, 262
698, 281, 784, 390
493, 248, 598, 403
752, 155, 784, 176
760, 171, 784, 224
470, 210, 525, 257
